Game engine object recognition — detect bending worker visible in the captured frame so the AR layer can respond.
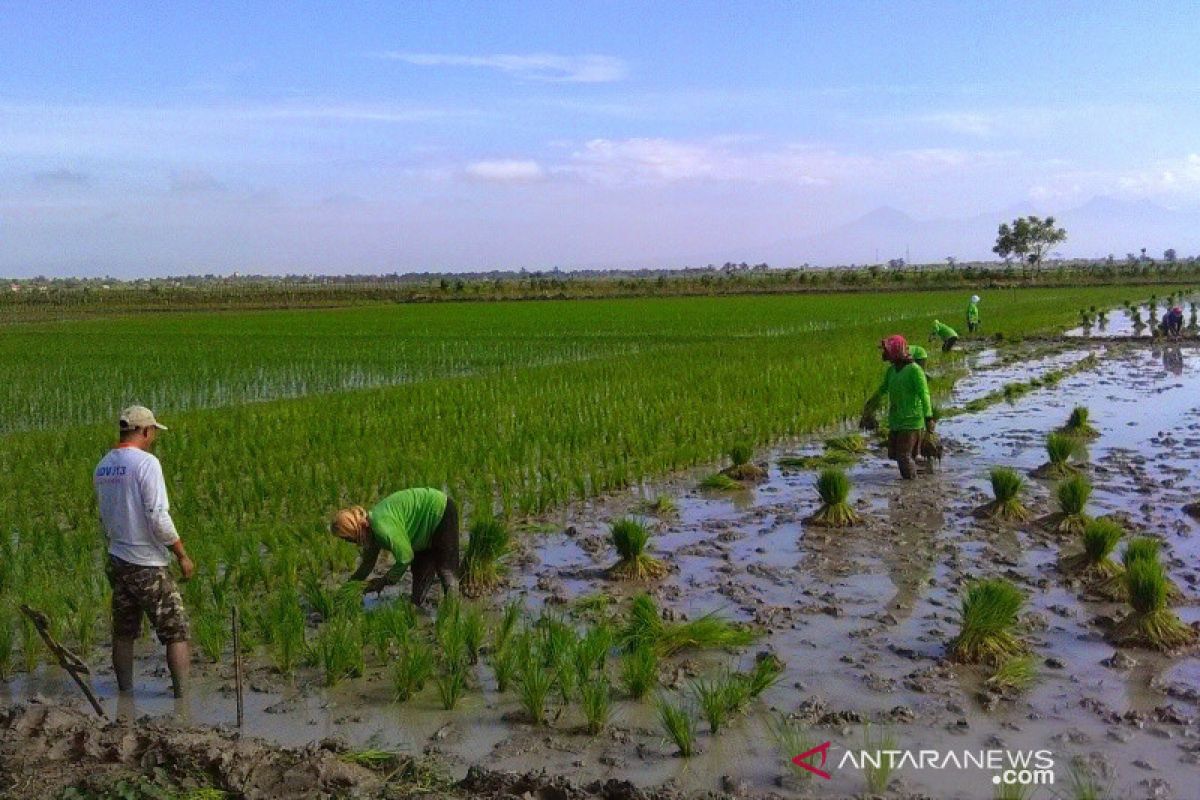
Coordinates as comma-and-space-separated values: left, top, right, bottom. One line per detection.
930, 319, 959, 352
331, 487, 460, 605
1160, 306, 1184, 338
967, 295, 981, 333
862, 335, 934, 480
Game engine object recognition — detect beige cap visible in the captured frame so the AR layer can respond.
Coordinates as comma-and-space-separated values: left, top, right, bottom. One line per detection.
119, 405, 167, 431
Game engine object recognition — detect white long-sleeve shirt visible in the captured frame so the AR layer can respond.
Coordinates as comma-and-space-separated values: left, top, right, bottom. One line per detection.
94, 445, 180, 566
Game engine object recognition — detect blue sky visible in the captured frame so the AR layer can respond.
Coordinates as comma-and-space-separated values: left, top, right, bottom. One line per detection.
3, 1, 1199, 275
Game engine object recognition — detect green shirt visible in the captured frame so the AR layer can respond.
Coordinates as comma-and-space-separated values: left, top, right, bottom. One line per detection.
873, 363, 932, 431
368, 488, 448, 580
967, 303, 980, 323
932, 321, 958, 340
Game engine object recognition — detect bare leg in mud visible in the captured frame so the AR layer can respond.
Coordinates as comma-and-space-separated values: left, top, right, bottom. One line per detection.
888, 430, 921, 479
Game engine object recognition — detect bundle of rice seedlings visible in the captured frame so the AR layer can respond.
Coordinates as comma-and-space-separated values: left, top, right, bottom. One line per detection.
919, 431, 944, 464
621, 594, 756, 656
608, 517, 667, 580
1058, 406, 1099, 438
804, 469, 861, 527
340, 749, 399, 769
642, 494, 678, 516
1110, 559, 1197, 651
619, 643, 658, 699
392, 640, 434, 702
973, 467, 1032, 521
948, 578, 1027, 666
1039, 475, 1092, 536
984, 654, 1037, 693
460, 514, 511, 598
1058, 518, 1123, 579
778, 451, 855, 471
825, 434, 867, 455
517, 657, 555, 725
579, 674, 613, 735
1032, 432, 1081, 479
699, 472, 742, 491
656, 694, 697, 757
1097, 536, 1174, 601
721, 443, 767, 481
742, 652, 785, 698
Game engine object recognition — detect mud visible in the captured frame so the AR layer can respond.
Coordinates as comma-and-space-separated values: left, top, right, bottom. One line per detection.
6, 335, 1200, 799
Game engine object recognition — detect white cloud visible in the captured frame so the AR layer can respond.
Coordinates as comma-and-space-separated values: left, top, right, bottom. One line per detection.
1119, 153, 1200, 195
465, 159, 545, 183
372, 52, 628, 83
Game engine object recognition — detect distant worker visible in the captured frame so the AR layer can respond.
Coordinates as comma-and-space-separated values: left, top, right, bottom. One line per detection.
930, 319, 959, 352
331, 488, 460, 605
93, 406, 194, 698
908, 345, 929, 370
1160, 306, 1184, 338
967, 295, 981, 333
861, 335, 934, 480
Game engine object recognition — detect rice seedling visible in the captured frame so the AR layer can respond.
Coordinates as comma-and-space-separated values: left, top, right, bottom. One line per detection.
269, 591, 306, 676
777, 450, 856, 470
0, 607, 15, 679
489, 638, 521, 693
1060, 757, 1112, 800
655, 694, 697, 757
824, 433, 867, 454
974, 466, 1033, 521
493, 599, 521, 652
642, 494, 678, 516
949, 578, 1027, 666
435, 662, 468, 710
728, 442, 753, 467
804, 468, 861, 527
992, 779, 1036, 800
861, 724, 898, 794
193, 609, 229, 663
619, 643, 659, 699
461, 603, 486, 665
571, 592, 616, 619
1059, 518, 1123, 579
311, 617, 364, 686
620, 593, 756, 656
460, 514, 511, 597
742, 652, 785, 698
1123, 535, 1161, 567
985, 654, 1037, 693
516, 656, 555, 725
574, 623, 614, 684
767, 714, 816, 783
608, 517, 667, 580
579, 673, 613, 735
392, 639, 435, 702
1040, 475, 1092, 536
1059, 405, 1099, 438
699, 472, 742, 491
340, 749, 399, 769
691, 671, 751, 733
302, 573, 364, 621
1033, 432, 1081, 478
1110, 559, 1197, 651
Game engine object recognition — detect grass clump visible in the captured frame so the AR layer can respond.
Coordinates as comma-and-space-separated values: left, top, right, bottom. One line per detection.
392, 640, 435, 702
580, 674, 613, 735
974, 466, 1032, 522
1059, 518, 1123, 579
985, 654, 1037, 693
608, 517, 667, 581
460, 514, 511, 598
656, 694, 697, 757
1040, 475, 1092, 535
1033, 432, 1081, 478
804, 469, 861, 527
340, 748, 399, 769
621, 594, 756, 656
720, 443, 767, 481
619, 644, 658, 699
948, 578, 1027, 666
1110, 559, 1197, 651
1059, 405, 1099, 438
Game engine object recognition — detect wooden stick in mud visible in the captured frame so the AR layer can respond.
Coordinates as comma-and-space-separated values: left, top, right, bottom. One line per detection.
232, 604, 244, 729
18, 604, 106, 719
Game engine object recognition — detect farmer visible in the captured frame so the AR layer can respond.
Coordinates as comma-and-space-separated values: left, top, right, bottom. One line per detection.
908, 345, 929, 370
930, 319, 959, 352
331, 488, 460, 605
93, 406, 194, 698
862, 335, 934, 480
1160, 306, 1184, 337
966, 295, 981, 333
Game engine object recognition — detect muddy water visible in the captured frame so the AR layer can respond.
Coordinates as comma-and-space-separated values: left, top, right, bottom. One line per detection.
5, 341, 1200, 800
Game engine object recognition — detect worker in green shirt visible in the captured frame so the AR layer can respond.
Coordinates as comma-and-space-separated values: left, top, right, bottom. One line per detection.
929, 319, 959, 352
330, 488, 459, 605
908, 344, 929, 370
966, 295, 981, 333
862, 335, 934, 479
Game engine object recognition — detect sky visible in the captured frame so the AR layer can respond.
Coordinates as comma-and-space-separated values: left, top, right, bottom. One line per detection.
2, 0, 1200, 276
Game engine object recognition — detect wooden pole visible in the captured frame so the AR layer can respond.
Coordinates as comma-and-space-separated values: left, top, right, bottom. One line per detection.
18, 604, 106, 719
232, 604, 244, 729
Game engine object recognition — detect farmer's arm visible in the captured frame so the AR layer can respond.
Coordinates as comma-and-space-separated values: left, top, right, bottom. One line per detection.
380, 536, 415, 585
349, 538, 381, 582
137, 458, 193, 579
912, 368, 934, 430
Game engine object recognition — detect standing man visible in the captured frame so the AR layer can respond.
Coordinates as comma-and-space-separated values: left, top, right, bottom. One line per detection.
966, 295, 981, 333
862, 336, 934, 480
94, 406, 194, 698
930, 319, 960, 352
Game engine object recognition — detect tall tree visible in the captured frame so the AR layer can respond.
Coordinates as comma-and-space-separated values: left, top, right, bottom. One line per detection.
993, 216, 1067, 275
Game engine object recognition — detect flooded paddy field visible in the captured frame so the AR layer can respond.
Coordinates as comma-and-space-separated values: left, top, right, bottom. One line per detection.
6, 334, 1199, 800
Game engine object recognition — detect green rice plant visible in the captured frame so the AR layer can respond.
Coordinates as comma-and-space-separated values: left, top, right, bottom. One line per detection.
460, 514, 511, 598
742, 652, 785, 698
1060, 757, 1112, 800
311, 616, 364, 686
609, 517, 666, 580
493, 599, 521, 652
1122, 536, 1161, 568
985, 654, 1037, 693
537, 614, 578, 669
699, 472, 741, 491
992, 779, 1036, 799
302, 573, 364, 621
579, 673, 613, 735
805, 468, 861, 527
1111, 559, 1197, 651
392, 639, 435, 702
19, 612, 41, 673
642, 494, 678, 516
489, 638, 520, 693
516, 656, 555, 725
461, 603, 486, 665
861, 724, 898, 794
824, 433, 867, 454
619, 643, 658, 699
0, 606, 15, 679
435, 662, 468, 710
975, 467, 1032, 521
691, 672, 751, 733
571, 592, 615, 618
193, 608, 229, 663
1037, 432, 1081, 478
949, 578, 1026, 666
778, 450, 856, 470
1059, 518, 1123, 579
621, 594, 755, 656
1059, 406, 1099, 438
1043, 475, 1092, 535
269, 591, 306, 676
728, 442, 753, 466
767, 714, 816, 783
655, 694, 697, 757
574, 623, 614, 684
340, 749, 399, 769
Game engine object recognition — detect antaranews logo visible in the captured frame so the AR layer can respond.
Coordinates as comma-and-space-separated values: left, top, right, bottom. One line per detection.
790, 742, 1055, 788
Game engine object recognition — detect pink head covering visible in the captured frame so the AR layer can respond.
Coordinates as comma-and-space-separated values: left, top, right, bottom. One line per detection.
881, 335, 909, 362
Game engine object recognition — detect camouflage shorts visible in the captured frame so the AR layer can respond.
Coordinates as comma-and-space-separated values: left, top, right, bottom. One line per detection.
107, 556, 190, 645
